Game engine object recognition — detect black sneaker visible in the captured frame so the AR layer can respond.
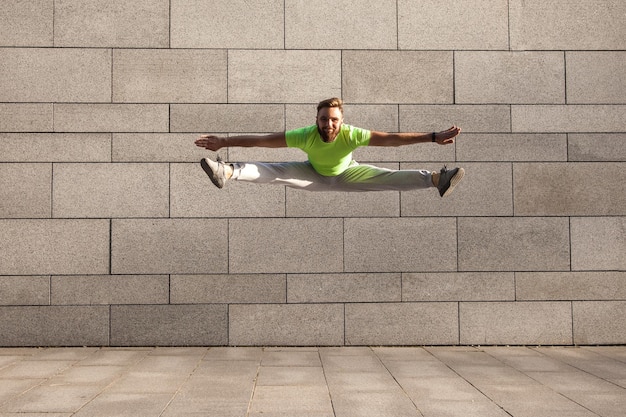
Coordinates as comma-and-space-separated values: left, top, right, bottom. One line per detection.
200, 156, 228, 189
437, 166, 465, 197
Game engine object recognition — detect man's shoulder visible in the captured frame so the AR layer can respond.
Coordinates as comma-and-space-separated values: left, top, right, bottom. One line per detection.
341, 123, 370, 137
340, 124, 371, 148
341, 123, 368, 133
287, 124, 317, 135
285, 124, 318, 147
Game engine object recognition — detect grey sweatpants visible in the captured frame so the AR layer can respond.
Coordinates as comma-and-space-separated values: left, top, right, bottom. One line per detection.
231, 161, 433, 192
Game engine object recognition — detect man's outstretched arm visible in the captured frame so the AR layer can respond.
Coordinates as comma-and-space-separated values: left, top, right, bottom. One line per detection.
195, 132, 287, 151
368, 126, 461, 147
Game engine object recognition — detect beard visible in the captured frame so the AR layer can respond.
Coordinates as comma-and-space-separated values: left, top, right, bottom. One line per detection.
317, 124, 340, 142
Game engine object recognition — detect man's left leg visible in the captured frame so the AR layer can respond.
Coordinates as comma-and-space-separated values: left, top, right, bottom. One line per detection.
335, 163, 464, 196
332, 163, 432, 192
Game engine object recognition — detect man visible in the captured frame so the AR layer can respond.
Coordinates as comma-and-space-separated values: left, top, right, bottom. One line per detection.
194, 98, 464, 196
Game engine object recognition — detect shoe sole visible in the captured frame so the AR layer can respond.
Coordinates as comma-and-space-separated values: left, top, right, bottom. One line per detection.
200, 158, 225, 189
441, 167, 465, 197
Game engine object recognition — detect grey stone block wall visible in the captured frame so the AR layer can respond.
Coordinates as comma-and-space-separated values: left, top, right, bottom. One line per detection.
0, 0, 624, 346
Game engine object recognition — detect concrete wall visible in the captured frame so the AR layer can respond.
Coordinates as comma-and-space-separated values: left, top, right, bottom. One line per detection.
0, 0, 624, 346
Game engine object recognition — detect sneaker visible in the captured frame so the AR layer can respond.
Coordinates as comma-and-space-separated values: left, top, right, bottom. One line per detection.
200, 156, 228, 189
437, 166, 465, 197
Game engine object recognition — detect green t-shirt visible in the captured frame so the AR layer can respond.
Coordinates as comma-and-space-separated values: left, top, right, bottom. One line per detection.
285, 124, 371, 176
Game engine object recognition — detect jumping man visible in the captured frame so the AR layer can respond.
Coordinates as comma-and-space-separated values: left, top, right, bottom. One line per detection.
195, 98, 464, 196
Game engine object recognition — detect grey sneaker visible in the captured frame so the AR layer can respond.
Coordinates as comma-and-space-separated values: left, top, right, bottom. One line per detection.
200, 156, 228, 189
437, 166, 465, 197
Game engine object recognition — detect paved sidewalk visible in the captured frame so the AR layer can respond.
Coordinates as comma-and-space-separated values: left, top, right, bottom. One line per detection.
0, 346, 624, 416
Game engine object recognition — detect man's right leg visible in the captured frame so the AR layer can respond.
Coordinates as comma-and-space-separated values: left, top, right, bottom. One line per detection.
202, 158, 335, 191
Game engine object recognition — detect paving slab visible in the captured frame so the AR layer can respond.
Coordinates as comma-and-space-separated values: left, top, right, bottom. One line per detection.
249, 385, 334, 415
105, 372, 190, 394
0, 346, 624, 416
72, 393, 173, 417
257, 366, 327, 386
0, 384, 102, 414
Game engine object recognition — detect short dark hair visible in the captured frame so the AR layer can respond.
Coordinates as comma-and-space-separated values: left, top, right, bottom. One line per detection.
317, 97, 344, 115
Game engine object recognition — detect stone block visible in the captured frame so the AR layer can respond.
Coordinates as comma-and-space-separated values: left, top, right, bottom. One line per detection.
509, 0, 626, 50
229, 50, 341, 103
285, 0, 397, 49
402, 272, 515, 302
458, 217, 570, 271
567, 52, 626, 104
0, 104, 52, 132
455, 51, 565, 104
0, 276, 49, 306
516, 272, 626, 301
0, 48, 110, 102
344, 218, 457, 272
53, 163, 169, 218
54, 104, 169, 133
285, 104, 323, 131
111, 305, 228, 346
55, 0, 169, 47
111, 219, 228, 274
113, 134, 206, 162
460, 302, 572, 345
229, 218, 344, 273
287, 273, 401, 303
398, 0, 508, 50
286, 187, 400, 218
0, 0, 53, 46
229, 304, 344, 346
354, 144, 454, 163
113, 49, 227, 103
573, 301, 626, 345
568, 134, 626, 162
343, 51, 453, 104
170, 104, 285, 133
335, 104, 399, 133
0, 133, 111, 162
571, 217, 625, 271
400, 162, 512, 217
456, 134, 567, 161
0, 163, 51, 218
171, 0, 283, 48
345, 303, 458, 345
170, 274, 286, 304
512, 105, 626, 133
0, 219, 109, 275
0, 306, 109, 346
169, 163, 286, 218
51, 275, 169, 305
400, 105, 511, 133
514, 162, 626, 215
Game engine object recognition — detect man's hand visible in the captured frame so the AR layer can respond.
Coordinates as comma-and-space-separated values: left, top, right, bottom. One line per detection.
195, 135, 224, 151
435, 126, 461, 145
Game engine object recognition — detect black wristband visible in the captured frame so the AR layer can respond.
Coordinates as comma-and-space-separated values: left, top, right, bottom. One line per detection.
432, 132, 436, 142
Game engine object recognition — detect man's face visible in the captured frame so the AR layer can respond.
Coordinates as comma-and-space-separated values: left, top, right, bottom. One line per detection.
316, 106, 343, 142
